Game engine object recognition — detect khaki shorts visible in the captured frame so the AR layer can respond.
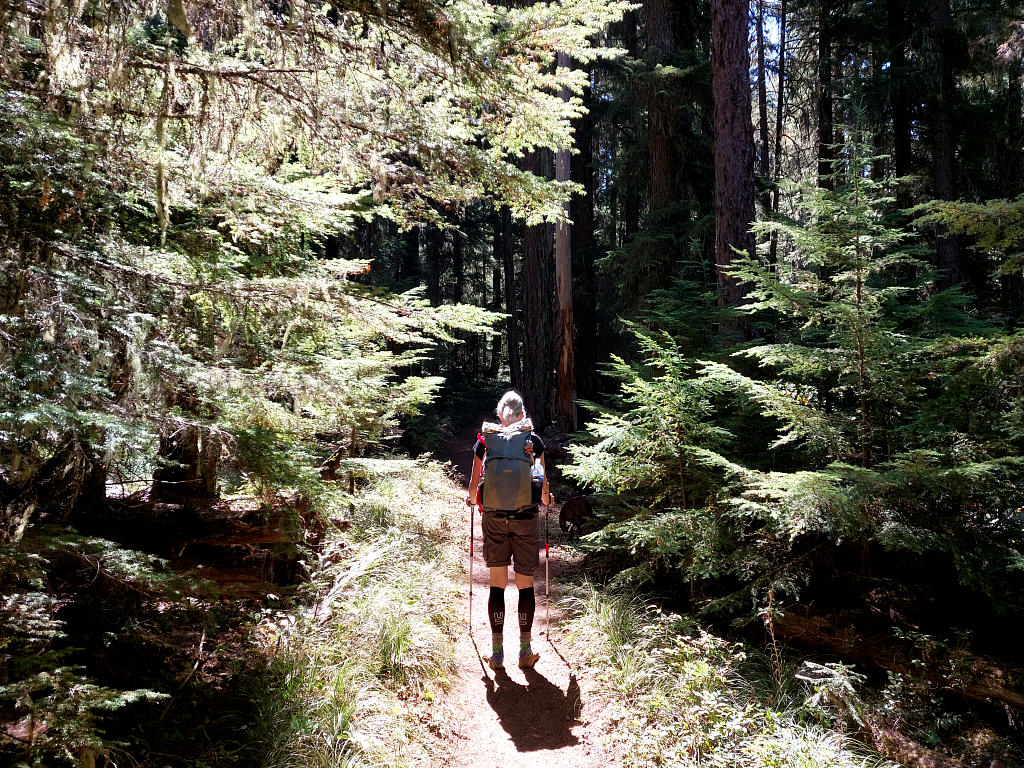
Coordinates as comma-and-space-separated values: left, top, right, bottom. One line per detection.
481, 512, 539, 576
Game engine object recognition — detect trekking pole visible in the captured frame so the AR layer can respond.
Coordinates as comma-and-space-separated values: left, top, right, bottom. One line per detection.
469, 503, 475, 632
545, 502, 550, 636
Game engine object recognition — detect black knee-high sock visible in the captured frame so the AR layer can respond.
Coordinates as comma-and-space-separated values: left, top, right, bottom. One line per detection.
488, 586, 505, 650
518, 587, 535, 636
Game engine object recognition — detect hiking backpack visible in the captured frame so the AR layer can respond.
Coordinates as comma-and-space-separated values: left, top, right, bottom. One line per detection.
479, 418, 534, 511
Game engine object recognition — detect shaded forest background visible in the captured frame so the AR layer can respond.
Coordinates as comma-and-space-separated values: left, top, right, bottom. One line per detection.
2, 0, 1024, 765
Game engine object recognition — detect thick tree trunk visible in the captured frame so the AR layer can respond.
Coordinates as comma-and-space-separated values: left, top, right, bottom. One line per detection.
1003, 65, 1024, 327
452, 216, 465, 305
887, 0, 911, 204
361, 218, 380, 268
398, 225, 420, 284
817, 0, 834, 189
488, 255, 502, 379
424, 223, 444, 305
499, 205, 522, 390
929, 0, 961, 290
756, 0, 770, 186
1005, 62, 1023, 199
711, 0, 755, 309
554, 51, 577, 431
620, 9, 642, 244
644, 0, 679, 214
769, 0, 786, 267
522, 150, 556, 428
571, 77, 598, 402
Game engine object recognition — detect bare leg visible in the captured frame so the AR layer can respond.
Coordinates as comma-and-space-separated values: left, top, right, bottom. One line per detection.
490, 566, 509, 588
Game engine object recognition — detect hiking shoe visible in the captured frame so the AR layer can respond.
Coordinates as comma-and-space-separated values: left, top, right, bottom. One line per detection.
485, 652, 504, 670
518, 650, 540, 669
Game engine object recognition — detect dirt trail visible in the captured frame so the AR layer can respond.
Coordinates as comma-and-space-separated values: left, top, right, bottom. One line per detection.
438, 420, 616, 768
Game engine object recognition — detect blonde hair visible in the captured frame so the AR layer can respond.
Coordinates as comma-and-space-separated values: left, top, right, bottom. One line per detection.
496, 390, 525, 423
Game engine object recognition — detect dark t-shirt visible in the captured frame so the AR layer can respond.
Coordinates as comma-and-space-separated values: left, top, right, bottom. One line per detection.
474, 433, 544, 461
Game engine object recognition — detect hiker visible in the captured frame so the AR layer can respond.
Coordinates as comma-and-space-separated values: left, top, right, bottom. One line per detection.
466, 390, 550, 671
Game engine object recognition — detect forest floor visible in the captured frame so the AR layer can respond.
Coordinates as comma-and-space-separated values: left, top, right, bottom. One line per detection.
433, 419, 620, 768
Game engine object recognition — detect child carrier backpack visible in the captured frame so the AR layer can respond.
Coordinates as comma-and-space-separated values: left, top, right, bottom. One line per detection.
480, 418, 534, 511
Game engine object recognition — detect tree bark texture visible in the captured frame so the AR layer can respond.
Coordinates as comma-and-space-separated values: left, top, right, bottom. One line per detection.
398, 225, 420, 284
711, 0, 755, 308
1, 439, 106, 543
769, 0, 786, 266
817, 0, 834, 189
887, 0, 911, 203
424, 223, 445, 305
522, 150, 556, 428
1003, 65, 1024, 326
499, 205, 522, 390
554, 51, 577, 431
773, 609, 1024, 713
644, 0, 680, 214
863, 718, 967, 768
488, 258, 502, 379
153, 424, 220, 501
452, 221, 465, 305
1004, 62, 1023, 199
929, 0, 962, 290
571, 77, 598, 402
618, 9, 642, 244
756, 0, 770, 183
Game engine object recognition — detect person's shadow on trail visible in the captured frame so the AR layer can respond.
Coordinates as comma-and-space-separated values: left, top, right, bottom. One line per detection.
482, 667, 583, 752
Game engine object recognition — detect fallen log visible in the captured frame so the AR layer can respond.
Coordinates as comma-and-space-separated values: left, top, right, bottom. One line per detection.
773, 608, 1024, 713
863, 717, 966, 768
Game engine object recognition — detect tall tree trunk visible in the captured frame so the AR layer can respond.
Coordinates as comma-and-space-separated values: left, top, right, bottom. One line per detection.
452, 217, 465, 305
424, 223, 444, 305
756, 0, 771, 185
888, 0, 911, 206
571, 73, 598, 402
1004, 62, 1023, 199
396, 224, 420, 284
644, 0, 679, 214
522, 150, 556, 428
817, 0, 834, 189
620, 9, 642, 243
554, 51, 577, 432
1003, 64, 1024, 328
362, 218, 380, 268
500, 205, 523, 390
711, 0, 756, 309
929, 0, 961, 290
488, 242, 502, 379
769, 0, 787, 267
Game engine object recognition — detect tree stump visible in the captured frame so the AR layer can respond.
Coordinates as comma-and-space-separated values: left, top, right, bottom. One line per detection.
153, 425, 220, 501
1, 438, 107, 543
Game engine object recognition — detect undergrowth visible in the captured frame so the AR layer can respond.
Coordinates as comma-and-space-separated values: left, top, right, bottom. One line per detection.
238, 462, 463, 768
562, 585, 896, 768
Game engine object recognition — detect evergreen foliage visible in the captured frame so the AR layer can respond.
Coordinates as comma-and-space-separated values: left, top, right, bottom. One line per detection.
1, 0, 628, 762
567, 127, 1024, 620
4, 0, 1024, 762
